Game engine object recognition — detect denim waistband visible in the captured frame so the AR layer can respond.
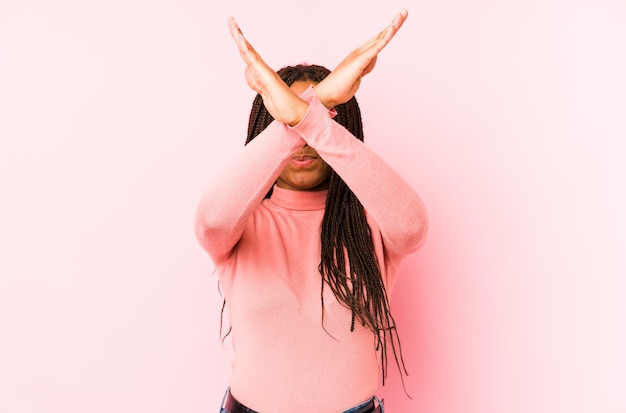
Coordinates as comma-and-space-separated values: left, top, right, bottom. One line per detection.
219, 387, 384, 413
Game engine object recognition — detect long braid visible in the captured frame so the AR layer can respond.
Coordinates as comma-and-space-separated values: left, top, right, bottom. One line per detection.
245, 64, 409, 390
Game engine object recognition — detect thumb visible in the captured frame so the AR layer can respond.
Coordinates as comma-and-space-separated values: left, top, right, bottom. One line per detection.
244, 67, 262, 93
362, 56, 378, 77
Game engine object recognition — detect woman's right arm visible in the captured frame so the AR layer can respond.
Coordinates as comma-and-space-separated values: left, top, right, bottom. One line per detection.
194, 121, 304, 264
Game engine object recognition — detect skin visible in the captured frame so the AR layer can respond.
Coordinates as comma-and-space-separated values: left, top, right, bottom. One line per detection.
227, 9, 408, 124
275, 81, 332, 191
227, 9, 409, 190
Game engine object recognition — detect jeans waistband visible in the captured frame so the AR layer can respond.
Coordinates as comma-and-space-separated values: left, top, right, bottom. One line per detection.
219, 387, 384, 413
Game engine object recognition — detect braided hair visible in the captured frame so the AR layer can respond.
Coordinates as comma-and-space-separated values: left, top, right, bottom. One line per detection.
245, 64, 408, 388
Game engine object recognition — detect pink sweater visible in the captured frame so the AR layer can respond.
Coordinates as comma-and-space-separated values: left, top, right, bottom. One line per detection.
195, 87, 427, 413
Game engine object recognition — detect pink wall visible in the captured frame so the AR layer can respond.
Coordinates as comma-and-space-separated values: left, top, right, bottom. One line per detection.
0, 0, 624, 412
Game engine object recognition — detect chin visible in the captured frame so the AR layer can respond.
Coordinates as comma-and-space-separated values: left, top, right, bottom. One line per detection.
278, 176, 330, 191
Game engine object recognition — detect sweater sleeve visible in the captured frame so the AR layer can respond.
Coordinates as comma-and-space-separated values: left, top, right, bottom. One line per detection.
194, 119, 306, 264
291, 87, 428, 254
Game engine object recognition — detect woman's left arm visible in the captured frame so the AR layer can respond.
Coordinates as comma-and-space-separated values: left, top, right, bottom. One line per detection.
291, 89, 428, 254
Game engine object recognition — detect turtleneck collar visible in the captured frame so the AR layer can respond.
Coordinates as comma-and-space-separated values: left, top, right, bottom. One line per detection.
269, 185, 328, 211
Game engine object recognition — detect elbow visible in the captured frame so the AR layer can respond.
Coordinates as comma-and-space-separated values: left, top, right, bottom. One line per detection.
194, 210, 213, 253
193, 201, 226, 255
397, 201, 429, 253
193, 201, 237, 261
412, 209, 429, 251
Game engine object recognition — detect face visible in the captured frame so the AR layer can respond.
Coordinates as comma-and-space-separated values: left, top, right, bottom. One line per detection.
275, 80, 332, 192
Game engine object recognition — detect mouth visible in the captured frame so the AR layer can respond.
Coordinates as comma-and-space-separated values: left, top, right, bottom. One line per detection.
290, 155, 319, 168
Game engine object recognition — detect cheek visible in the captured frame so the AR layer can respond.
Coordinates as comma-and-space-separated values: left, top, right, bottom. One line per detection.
319, 162, 332, 181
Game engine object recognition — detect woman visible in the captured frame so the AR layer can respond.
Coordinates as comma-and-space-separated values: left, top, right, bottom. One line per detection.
195, 9, 427, 413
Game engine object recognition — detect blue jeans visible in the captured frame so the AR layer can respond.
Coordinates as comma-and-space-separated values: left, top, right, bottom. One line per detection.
343, 396, 384, 413
219, 387, 384, 413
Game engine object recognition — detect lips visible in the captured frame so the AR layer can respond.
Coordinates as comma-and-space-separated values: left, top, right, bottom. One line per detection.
290, 155, 318, 168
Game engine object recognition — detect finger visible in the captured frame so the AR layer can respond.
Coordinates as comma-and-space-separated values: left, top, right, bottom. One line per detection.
228, 16, 243, 42
228, 17, 267, 71
351, 9, 408, 60
370, 9, 408, 54
227, 15, 293, 100
228, 16, 256, 60
381, 9, 408, 44
228, 17, 254, 58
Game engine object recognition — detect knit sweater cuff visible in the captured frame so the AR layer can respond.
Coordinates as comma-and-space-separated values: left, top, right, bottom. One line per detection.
294, 85, 337, 122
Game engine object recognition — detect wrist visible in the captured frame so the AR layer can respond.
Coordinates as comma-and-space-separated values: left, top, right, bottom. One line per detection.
286, 100, 310, 127
312, 84, 336, 110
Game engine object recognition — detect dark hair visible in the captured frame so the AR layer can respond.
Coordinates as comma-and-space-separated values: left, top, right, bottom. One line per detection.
245, 64, 408, 389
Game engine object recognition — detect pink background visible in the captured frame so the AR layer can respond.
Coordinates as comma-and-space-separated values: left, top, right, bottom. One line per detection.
1, 0, 624, 412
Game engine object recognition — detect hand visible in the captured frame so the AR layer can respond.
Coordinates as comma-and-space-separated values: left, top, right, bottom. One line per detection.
228, 16, 308, 126
314, 9, 409, 109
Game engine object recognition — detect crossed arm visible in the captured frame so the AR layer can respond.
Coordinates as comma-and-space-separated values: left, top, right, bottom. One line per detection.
195, 10, 427, 262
